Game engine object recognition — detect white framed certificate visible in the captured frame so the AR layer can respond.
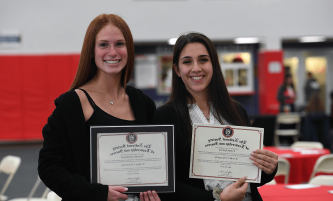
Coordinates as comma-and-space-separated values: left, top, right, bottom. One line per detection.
90, 125, 175, 193
189, 123, 264, 183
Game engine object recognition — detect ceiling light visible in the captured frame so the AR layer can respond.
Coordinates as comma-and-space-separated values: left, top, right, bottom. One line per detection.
299, 36, 326, 43
234, 37, 260, 44
168, 38, 178, 45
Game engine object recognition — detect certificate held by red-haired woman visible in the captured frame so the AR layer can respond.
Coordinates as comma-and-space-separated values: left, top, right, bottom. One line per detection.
90, 125, 175, 193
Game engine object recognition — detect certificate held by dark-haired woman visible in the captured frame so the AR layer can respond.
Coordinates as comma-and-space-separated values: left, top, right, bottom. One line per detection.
189, 123, 264, 183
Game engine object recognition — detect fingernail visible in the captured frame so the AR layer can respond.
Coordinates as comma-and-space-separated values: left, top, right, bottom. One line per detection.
140, 193, 143, 196
153, 191, 156, 194
242, 176, 246, 180
250, 153, 254, 156
249, 156, 253, 159
148, 191, 151, 195
124, 187, 128, 191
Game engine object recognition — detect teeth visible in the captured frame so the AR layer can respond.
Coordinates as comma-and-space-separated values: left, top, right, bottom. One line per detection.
191, 76, 203, 80
105, 60, 120, 64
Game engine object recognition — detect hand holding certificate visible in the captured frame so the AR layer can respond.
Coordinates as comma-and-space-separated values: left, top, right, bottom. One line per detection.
190, 123, 265, 183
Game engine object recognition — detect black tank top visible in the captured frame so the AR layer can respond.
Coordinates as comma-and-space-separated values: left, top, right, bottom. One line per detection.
78, 89, 136, 128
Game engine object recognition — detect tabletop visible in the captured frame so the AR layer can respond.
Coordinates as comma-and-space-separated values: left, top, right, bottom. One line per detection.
258, 184, 333, 201
264, 146, 331, 184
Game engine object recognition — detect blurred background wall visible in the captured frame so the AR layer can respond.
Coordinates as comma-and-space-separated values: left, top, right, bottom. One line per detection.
0, 0, 333, 143
1, 0, 333, 52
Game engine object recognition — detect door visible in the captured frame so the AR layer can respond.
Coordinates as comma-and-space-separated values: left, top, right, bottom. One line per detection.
284, 50, 332, 114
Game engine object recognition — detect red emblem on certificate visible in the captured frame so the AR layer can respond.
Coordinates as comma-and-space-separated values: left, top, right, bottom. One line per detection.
126, 133, 138, 144
222, 126, 234, 138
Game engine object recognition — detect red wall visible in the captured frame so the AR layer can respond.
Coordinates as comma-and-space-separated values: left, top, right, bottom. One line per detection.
258, 50, 284, 115
0, 54, 80, 141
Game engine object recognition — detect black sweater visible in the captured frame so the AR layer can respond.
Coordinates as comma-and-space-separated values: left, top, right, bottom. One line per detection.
153, 101, 277, 201
38, 86, 156, 201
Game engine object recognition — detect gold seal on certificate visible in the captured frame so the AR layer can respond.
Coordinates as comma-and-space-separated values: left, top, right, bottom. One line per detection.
90, 125, 175, 193
189, 123, 264, 183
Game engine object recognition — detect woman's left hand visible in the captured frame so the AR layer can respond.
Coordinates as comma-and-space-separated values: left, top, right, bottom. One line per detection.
250, 149, 278, 174
140, 190, 161, 201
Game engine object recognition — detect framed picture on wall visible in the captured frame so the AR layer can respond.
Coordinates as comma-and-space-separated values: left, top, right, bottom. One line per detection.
220, 52, 254, 95
157, 54, 173, 95
134, 54, 158, 89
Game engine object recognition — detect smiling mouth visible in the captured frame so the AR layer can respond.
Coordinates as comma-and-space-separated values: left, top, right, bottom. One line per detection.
105, 60, 121, 64
191, 76, 204, 80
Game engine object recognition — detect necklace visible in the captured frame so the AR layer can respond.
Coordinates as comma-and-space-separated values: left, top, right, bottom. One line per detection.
204, 112, 210, 121
102, 90, 119, 105
195, 103, 210, 122
97, 83, 121, 105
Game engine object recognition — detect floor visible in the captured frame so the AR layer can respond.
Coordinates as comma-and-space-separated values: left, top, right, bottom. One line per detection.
0, 143, 47, 200
1, 129, 332, 201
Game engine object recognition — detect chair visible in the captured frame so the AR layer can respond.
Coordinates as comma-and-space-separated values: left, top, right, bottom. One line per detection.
309, 175, 333, 186
8, 176, 50, 201
308, 154, 333, 182
291, 141, 324, 149
46, 192, 61, 201
0, 156, 21, 201
274, 112, 301, 146
275, 157, 290, 184
266, 179, 277, 185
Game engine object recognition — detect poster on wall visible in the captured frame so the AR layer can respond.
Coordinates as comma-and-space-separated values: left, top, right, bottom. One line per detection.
220, 52, 254, 95
157, 54, 173, 95
134, 55, 157, 89
0, 29, 21, 48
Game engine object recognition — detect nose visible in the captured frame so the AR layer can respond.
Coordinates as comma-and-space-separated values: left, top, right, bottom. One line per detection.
107, 45, 117, 56
191, 62, 202, 72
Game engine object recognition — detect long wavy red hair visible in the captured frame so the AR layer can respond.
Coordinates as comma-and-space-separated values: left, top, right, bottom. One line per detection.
69, 14, 134, 90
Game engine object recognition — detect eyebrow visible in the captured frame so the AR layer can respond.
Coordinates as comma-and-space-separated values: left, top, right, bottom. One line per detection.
96, 39, 126, 43
180, 54, 209, 60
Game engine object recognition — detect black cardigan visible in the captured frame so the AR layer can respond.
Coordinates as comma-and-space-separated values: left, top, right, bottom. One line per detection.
38, 86, 156, 201
153, 101, 277, 201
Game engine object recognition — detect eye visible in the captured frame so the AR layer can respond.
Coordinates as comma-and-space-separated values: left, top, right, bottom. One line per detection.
116, 41, 125, 47
182, 60, 192, 64
98, 43, 108, 48
200, 58, 209, 62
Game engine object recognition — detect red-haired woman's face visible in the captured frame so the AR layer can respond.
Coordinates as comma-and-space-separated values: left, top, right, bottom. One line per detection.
94, 24, 128, 76
174, 42, 213, 98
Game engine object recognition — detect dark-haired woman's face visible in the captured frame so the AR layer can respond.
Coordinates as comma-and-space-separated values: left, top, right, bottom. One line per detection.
174, 42, 213, 98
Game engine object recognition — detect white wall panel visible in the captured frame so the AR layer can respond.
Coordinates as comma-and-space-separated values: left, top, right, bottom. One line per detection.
0, 0, 332, 53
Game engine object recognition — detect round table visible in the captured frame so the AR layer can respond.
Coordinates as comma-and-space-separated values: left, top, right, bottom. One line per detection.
258, 184, 333, 201
264, 146, 331, 184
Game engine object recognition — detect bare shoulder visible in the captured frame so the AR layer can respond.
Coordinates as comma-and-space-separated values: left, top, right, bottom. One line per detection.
74, 87, 94, 121
75, 88, 88, 105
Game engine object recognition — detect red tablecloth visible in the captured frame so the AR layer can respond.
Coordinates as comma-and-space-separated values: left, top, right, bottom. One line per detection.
258, 184, 333, 201
264, 146, 331, 184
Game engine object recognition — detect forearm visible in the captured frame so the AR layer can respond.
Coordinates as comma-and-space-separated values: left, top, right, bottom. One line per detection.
257, 164, 278, 187
38, 109, 108, 201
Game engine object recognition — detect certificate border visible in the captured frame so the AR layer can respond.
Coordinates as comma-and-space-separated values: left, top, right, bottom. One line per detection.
190, 124, 263, 182
90, 125, 175, 193
97, 132, 168, 186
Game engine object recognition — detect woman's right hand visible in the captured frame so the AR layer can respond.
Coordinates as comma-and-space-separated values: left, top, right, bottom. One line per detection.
107, 186, 128, 201
140, 190, 161, 201
219, 177, 248, 201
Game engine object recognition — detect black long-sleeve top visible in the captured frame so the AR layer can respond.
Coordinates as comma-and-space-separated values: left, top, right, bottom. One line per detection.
38, 86, 156, 201
153, 101, 277, 201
